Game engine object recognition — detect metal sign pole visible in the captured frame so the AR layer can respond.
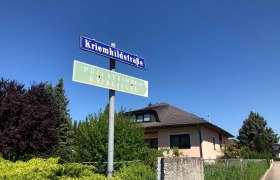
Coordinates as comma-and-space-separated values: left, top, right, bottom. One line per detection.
107, 43, 116, 178
77, 35, 148, 177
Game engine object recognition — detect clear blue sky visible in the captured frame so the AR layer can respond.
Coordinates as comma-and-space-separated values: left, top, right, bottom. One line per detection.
1, 1, 280, 138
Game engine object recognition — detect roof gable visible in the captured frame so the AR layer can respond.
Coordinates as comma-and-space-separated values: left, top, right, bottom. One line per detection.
132, 103, 207, 124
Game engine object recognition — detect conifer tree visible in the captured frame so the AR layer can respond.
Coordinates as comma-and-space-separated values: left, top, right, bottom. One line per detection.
237, 111, 279, 153
53, 79, 74, 161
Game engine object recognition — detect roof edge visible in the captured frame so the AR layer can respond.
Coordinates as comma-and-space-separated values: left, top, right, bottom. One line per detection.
143, 122, 234, 138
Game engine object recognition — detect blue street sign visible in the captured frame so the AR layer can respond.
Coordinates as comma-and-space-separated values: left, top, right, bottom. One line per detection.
80, 36, 146, 69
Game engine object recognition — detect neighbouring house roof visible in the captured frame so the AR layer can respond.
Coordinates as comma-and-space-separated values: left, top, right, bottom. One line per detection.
130, 103, 234, 138
227, 139, 238, 147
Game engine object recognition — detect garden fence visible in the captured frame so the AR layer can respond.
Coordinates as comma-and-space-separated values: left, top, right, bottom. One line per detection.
82, 159, 157, 175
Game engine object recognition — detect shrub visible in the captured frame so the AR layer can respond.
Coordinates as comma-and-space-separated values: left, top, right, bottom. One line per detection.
0, 157, 107, 179
240, 147, 272, 159
114, 163, 156, 180
171, 146, 184, 157
158, 147, 170, 157
73, 108, 150, 173
221, 144, 239, 159
141, 148, 160, 170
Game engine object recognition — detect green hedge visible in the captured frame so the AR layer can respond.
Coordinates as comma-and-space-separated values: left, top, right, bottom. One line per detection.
0, 157, 156, 180
240, 147, 273, 159
114, 163, 156, 180
0, 157, 107, 180
204, 160, 268, 180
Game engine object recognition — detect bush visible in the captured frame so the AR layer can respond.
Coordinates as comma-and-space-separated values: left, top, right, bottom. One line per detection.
73, 108, 150, 173
114, 163, 156, 180
158, 147, 170, 157
141, 148, 160, 171
0, 157, 157, 180
221, 144, 239, 159
0, 157, 107, 179
171, 146, 184, 157
240, 147, 272, 159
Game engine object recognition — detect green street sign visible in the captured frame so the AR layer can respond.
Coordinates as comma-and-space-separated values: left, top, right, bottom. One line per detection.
73, 60, 148, 97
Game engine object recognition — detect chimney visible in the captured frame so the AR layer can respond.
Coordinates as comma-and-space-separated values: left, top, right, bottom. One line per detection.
208, 115, 211, 122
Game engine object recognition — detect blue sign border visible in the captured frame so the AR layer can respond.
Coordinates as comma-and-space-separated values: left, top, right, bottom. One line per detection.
80, 36, 146, 69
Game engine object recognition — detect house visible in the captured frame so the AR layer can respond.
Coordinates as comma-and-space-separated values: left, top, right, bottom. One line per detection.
129, 103, 234, 159
273, 144, 280, 158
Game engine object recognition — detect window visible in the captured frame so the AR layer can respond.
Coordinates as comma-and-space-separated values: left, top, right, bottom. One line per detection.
136, 114, 143, 122
212, 137, 216, 150
170, 134, 191, 149
145, 138, 158, 149
131, 114, 136, 121
132, 113, 151, 122
144, 114, 151, 122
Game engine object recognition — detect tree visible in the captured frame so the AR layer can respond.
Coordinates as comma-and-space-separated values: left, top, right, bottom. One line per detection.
0, 78, 26, 160
73, 107, 149, 171
237, 111, 279, 153
52, 79, 74, 161
0, 78, 60, 160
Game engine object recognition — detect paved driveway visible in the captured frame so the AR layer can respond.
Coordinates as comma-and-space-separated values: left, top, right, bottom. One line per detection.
264, 161, 280, 180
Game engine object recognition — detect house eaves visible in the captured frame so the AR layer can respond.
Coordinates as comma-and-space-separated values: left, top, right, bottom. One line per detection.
129, 103, 234, 138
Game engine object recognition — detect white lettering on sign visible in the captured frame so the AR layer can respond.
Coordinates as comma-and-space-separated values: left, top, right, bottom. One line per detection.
73, 60, 148, 97
86, 67, 138, 93
81, 36, 145, 69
